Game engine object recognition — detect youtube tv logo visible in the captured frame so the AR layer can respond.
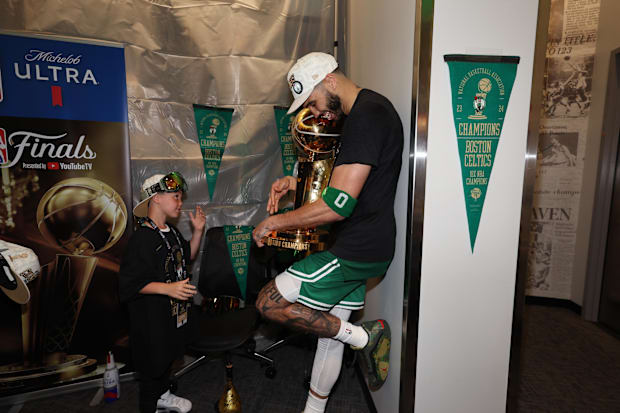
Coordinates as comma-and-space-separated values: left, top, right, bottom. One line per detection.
47, 162, 60, 170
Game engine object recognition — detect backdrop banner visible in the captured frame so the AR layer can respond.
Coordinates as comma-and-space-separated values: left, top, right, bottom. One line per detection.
193, 105, 233, 200
0, 32, 131, 395
445, 55, 519, 252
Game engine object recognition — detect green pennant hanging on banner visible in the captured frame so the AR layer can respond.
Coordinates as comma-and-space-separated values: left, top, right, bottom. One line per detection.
274, 106, 298, 176
193, 105, 234, 200
444, 55, 520, 252
223, 225, 253, 300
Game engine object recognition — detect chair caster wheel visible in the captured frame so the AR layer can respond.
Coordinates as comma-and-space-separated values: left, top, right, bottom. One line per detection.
265, 366, 276, 379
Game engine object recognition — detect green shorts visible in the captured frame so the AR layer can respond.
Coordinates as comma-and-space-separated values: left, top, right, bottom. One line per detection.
285, 251, 391, 311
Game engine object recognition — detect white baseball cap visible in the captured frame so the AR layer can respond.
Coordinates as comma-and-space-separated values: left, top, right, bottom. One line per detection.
286, 52, 338, 114
133, 172, 189, 218
0, 240, 41, 304
132, 174, 165, 218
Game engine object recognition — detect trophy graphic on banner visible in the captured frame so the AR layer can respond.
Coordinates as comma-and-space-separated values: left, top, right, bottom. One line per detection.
0, 177, 127, 392
265, 108, 342, 252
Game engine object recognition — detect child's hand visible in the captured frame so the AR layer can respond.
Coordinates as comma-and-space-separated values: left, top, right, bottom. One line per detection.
166, 278, 197, 301
189, 205, 206, 232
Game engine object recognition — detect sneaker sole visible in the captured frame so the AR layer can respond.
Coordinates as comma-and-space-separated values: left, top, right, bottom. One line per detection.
362, 320, 391, 391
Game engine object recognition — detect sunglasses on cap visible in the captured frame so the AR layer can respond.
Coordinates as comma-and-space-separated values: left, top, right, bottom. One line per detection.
144, 172, 188, 197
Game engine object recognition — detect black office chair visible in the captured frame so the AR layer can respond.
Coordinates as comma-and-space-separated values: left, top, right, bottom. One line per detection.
195, 226, 303, 368
171, 227, 278, 396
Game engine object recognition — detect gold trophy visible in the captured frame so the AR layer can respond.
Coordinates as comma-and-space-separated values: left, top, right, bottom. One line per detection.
265, 108, 342, 252
0, 178, 127, 392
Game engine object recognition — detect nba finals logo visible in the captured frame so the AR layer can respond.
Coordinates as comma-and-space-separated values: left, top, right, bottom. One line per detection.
0, 128, 8, 165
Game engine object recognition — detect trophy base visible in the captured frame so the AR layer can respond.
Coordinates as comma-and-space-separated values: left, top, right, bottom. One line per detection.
0, 354, 97, 393
265, 229, 329, 252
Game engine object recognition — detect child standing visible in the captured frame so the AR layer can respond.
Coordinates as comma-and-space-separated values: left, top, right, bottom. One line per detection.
119, 172, 205, 413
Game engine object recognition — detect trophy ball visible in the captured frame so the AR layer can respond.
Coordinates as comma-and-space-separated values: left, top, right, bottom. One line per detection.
293, 108, 342, 155
478, 78, 492, 93
36, 178, 128, 255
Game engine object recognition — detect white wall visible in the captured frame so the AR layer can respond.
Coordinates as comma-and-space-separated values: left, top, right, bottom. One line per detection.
345, 1, 415, 412
415, 1, 539, 412
571, 0, 620, 306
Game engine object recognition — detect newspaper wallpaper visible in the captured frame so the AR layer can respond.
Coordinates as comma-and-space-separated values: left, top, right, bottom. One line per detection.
527, 0, 600, 298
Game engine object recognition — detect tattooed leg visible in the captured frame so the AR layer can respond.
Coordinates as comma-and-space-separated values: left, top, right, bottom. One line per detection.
256, 279, 341, 338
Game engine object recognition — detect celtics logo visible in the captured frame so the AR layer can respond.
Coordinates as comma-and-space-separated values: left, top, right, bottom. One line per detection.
289, 75, 303, 95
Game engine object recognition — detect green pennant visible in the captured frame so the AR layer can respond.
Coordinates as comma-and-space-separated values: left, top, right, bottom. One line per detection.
274, 106, 298, 176
223, 225, 253, 300
193, 105, 234, 200
445, 55, 519, 252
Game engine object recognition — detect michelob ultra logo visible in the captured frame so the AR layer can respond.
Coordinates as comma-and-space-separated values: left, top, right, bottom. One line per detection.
14, 49, 97, 86
0, 33, 128, 124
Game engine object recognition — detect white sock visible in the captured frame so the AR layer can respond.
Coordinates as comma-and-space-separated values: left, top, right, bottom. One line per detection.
304, 391, 328, 413
332, 321, 368, 348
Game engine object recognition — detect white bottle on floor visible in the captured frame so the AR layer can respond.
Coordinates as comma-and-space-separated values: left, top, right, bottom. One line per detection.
103, 351, 120, 402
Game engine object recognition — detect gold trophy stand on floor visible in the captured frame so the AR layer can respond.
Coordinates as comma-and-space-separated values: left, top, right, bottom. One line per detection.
265, 108, 342, 252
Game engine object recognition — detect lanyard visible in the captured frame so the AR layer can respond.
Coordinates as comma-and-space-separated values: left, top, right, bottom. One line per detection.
143, 217, 187, 282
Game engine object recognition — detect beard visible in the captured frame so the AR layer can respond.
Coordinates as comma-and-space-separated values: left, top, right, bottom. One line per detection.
324, 90, 344, 120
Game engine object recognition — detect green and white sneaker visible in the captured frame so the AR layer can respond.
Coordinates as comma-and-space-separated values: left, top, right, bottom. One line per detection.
353, 319, 391, 391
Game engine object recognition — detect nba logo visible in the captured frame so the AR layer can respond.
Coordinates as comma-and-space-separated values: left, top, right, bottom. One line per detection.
0, 128, 8, 165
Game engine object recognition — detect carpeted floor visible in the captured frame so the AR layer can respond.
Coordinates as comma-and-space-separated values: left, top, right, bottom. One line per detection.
9, 336, 370, 413
3, 303, 620, 412
516, 303, 620, 412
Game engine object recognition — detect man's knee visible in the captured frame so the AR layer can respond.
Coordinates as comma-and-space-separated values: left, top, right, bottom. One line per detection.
256, 273, 301, 320
256, 280, 276, 318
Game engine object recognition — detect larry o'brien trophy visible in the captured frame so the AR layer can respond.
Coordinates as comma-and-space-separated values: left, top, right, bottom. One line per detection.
265, 108, 342, 252
0, 177, 127, 392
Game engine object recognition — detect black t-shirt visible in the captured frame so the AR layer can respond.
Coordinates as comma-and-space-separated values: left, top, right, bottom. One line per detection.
329, 89, 403, 262
118, 223, 191, 377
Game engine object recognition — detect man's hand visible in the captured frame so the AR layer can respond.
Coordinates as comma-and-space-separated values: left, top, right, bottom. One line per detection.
188, 205, 206, 232
253, 216, 276, 247
165, 278, 196, 301
267, 176, 297, 215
